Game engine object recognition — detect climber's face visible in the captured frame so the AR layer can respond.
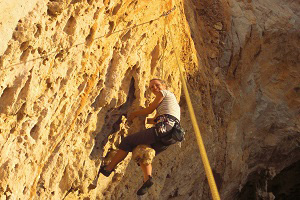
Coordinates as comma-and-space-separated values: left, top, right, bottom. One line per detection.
149, 79, 165, 95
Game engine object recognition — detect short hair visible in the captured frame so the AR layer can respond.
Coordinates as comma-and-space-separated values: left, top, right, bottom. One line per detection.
150, 78, 167, 88
150, 78, 166, 85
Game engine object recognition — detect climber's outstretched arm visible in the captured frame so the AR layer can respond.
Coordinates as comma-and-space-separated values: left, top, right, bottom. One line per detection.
128, 92, 164, 121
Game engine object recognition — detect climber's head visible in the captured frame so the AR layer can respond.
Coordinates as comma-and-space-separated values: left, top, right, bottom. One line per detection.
149, 78, 166, 95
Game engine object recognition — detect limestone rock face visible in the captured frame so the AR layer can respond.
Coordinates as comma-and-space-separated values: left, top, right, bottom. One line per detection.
0, 0, 299, 200
183, 0, 300, 199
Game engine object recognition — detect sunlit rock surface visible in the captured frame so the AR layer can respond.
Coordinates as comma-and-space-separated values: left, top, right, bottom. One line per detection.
0, 0, 299, 199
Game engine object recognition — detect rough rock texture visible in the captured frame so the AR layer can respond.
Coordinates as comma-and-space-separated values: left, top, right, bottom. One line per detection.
0, 0, 299, 200
183, 0, 300, 199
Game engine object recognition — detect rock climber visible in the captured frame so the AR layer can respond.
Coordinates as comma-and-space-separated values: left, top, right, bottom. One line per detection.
100, 78, 181, 196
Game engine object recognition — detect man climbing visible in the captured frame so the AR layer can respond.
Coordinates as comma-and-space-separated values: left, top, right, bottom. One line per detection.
100, 78, 181, 196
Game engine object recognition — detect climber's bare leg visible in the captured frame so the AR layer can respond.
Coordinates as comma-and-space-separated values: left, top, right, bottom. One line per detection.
106, 149, 128, 171
140, 163, 152, 182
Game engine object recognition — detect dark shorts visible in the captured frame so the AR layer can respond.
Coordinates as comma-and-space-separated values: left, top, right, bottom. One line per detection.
118, 127, 168, 155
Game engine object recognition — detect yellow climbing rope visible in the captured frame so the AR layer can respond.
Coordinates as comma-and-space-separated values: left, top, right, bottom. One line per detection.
166, 7, 221, 200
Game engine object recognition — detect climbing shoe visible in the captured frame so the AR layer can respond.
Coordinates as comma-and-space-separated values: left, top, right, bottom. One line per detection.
137, 176, 154, 196
99, 166, 113, 177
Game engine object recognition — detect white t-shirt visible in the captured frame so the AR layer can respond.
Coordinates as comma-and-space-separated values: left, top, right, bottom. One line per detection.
156, 90, 180, 120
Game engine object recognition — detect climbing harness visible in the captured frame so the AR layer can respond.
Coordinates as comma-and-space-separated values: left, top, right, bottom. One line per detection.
166, 7, 221, 200
154, 114, 185, 145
